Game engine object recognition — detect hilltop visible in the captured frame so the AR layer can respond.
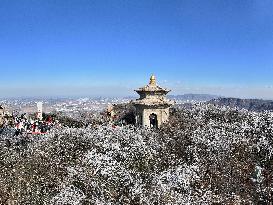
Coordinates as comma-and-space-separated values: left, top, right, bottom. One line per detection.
0, 103, 272, 204
209, 97, 273, 112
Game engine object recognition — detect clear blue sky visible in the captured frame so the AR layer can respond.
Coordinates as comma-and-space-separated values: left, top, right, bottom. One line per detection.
1, 0, 273, 98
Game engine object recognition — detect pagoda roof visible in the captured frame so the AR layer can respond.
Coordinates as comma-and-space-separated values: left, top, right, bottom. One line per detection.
133, 75, 175, 107
133, 97, 174, 106
135, 84, 170, 93
135, 74, 170, 93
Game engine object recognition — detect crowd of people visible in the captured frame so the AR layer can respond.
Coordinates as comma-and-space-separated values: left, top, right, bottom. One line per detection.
14, 114, 55, 135
1, 112, 55, 136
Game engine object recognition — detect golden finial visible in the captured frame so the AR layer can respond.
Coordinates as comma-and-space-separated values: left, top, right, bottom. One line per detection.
149, 74, 156, 86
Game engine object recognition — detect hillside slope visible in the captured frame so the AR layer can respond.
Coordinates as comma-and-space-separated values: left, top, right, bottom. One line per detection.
209, 98, 273, 111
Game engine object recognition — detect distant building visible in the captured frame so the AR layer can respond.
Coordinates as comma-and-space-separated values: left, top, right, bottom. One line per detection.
106, 104, 115, 120
37, 102, 43, 120
0, 105, 4, 125
133, 75, 174, 128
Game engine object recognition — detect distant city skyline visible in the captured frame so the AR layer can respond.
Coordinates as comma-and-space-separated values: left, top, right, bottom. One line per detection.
1, 0, 273, 99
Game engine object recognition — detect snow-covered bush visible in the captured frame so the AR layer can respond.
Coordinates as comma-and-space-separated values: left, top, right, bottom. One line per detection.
0, 104, 272, 204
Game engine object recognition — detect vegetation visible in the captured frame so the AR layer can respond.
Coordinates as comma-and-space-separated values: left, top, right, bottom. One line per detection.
0, 104, 272, 204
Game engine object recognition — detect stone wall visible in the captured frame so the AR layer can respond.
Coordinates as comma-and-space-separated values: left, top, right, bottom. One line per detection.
135, 106, 170, 128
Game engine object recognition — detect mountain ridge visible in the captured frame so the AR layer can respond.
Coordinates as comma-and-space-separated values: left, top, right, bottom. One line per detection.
209, 97, 273, 111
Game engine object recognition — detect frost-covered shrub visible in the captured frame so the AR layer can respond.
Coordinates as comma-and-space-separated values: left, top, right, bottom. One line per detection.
0, 104, 272, 204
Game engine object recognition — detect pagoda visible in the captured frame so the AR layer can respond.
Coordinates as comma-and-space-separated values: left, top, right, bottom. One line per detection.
133, 75, 174, 128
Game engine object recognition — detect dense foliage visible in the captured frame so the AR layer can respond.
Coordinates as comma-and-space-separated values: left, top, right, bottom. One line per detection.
0, 104, 272, 204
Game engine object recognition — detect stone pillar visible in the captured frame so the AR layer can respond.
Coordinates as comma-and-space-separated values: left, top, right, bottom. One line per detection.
37, 102, 43, 120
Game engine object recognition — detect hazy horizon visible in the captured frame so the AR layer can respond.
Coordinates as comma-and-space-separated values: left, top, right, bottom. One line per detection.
1, 91, 273, 101
1, 81, 273, 100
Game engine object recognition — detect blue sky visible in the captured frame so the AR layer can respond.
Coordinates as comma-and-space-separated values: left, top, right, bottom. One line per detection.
1, 0, 273, 98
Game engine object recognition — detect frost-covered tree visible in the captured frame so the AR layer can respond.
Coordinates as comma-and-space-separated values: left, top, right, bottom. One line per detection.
0, 104, 272, 204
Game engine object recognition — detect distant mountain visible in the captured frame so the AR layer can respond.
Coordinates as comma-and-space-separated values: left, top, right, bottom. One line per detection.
169, 94, 219, 102
209, 98, 273, 111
